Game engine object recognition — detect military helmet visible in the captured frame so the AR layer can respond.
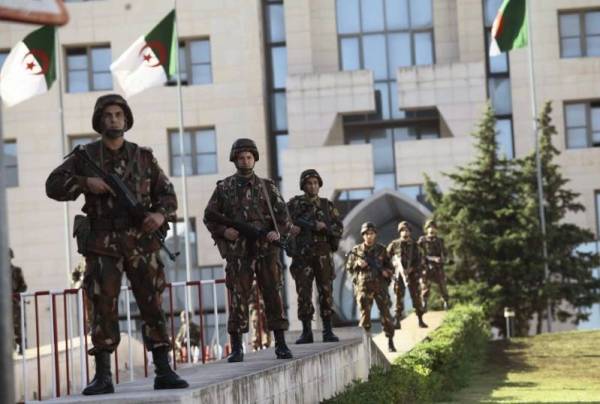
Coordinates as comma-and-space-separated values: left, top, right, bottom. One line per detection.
9, 248, 14, 259
424, 219, 437, 231
299, 169, 323, 190
92, 94, 134, 134
229, 138, 259, 162
397, 221, 411, 233
360, 222, 377, 235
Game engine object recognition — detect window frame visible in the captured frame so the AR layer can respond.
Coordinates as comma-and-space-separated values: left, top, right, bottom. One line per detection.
167, 127, 218, 176
166, 37, 212, 86
558, 9, 600, 58
64, 44, 112, 93
564, 100, 600, 149
3, 139, 19, 188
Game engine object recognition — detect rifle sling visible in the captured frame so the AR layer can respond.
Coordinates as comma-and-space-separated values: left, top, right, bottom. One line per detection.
259, 178, 280, 235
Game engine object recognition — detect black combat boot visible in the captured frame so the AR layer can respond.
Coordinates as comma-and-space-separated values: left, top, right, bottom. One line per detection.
295, 320, 314, 344
274, 330, 293, 359
82, 351, 114, 395
418, 315, 429, 328
152, 346, 189, 390
322, 318, 339, 342
394, 314, 402, 330
227, 333, 244, 363
388, 337, 397, 353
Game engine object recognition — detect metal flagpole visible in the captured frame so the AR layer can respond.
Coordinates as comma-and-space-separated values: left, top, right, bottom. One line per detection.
173, 2, 193, 292
526, 0, 552, 332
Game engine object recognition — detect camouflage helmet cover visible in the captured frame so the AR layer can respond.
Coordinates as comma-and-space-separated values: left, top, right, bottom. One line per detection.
92, 94, 134, 134
397, 221, 411, 233
229, 138, 259, 162
299, 169, 323, 190
424, 219, 437, 230
360, 221, 377, 235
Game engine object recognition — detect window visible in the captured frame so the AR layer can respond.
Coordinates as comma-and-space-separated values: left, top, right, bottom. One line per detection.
3, 140, 18, 188
559, 10, 600, 58
169, 128, 217, 176
0, 50, 8, 70
167, 39, 212, 86
69, 135, 98, 150
65, 46, 112, 93
565, 101, 600, 149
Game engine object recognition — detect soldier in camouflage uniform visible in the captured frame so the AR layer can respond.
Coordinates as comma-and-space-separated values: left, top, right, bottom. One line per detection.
418, 220, 449, 311
45, 94, 188, 395
287, 169, 342, 344
175, 311, 201, 361
203, 138, 293, 362
10, 248, 27, 354
387, 221, 428, 329
249, 279, 271, 350
345, 222, 396, 352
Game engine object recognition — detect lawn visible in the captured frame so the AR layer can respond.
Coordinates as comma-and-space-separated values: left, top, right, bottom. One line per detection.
447, 330, 600, 403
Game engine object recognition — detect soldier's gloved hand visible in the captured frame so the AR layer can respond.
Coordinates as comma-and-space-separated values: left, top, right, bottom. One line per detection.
315, 221, 327, 231
290, 225, 301, 236
266, 231, 280, 242
224, 228, 239, 241
142, 212, 165, 233
86, 177, 116, 196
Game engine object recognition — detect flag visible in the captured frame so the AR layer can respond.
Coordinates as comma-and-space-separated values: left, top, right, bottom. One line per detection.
0, 25, 56, 107
110, 10, 177, 97
489, 0, 528, 56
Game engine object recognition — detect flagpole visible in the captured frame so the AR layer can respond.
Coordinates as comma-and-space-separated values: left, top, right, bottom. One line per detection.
55, 27, 73, 286
173, 2, 193, 290
526, 0, 552, 333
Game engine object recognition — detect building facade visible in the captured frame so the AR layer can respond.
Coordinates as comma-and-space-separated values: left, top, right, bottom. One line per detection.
2, 0, 600, 347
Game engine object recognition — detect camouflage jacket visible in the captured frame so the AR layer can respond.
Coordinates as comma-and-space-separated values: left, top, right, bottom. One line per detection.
417, 235, 446, 267
176, 321, 201, 347
12, 264, 27, 302
287, 194, 343, 256
387, 237, 420, 276
345, 242, 392, 282
45, 140, 177, 257
203, 172, 292, 258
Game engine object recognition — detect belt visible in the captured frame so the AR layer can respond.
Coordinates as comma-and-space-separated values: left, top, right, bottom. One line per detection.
90, 216, 135, 231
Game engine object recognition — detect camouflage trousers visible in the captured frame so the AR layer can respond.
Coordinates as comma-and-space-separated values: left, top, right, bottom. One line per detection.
13, 302, 22, 349
354, 278, 395, 338
421, 264, 449, 305
249, 281, 271, 350
290, 255, 335, 322
395, 270, 424, 317
83, 251, 170, 355
225, 252, 289, 335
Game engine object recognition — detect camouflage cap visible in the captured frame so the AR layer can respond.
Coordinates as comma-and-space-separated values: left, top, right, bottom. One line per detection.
397, 221, 411, 233
424, 219, 437, 230
360, 221, 377, 235
229, 138, 259, 162
299, 169, 323, 190
92, 94, 134, 134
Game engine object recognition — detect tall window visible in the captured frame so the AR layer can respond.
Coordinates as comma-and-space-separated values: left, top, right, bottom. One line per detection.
3, 140, 18, 188
559, 10, 600, 58
69, 134, 98, 150
564, 101, 600, 149
169, 128, 218, 176
483, 0, 514, 159
337, 0, 434, 120
65, 46, 112, 93
167, 38, 212, 85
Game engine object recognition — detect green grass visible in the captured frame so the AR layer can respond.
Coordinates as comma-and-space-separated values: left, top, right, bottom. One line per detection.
447, 330, 600, 403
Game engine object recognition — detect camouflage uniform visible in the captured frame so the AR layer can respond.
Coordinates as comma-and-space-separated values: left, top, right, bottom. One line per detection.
387, 230, 426, 323
249, 280, 271, 350
418, 234, 449, 309
175, 312, 201, 359
11, 250, 27, 351
345, 242, 395, 338
45, 138, 176, 354
287, 194, 342, 323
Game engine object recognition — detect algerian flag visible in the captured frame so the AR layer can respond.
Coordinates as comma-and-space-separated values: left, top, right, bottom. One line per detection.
111, 10, 177, 97
489, 0, 528, 56
0, 25, 56, 107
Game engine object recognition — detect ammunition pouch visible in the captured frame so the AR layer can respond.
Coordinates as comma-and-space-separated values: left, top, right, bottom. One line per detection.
73, 215, 91, 256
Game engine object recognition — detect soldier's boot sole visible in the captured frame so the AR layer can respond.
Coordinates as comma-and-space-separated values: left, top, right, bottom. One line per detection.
295, 332, 314, 344
227, 352, 244, 363
322, 333, 339, 343
275, 347, 293, 359
418, 319, 429, 328
154, 374, 189, 390
82, 379, 114, 396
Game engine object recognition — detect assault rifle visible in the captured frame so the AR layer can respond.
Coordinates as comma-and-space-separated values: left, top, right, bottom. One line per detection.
295, 216, 335, 237
204, 209, 291, 254
70, 145, 180, 261
346, 250, 398, 283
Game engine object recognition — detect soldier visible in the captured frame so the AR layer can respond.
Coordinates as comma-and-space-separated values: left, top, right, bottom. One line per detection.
45, 94, 188, 395
345, 222, 396, 352
71, 259, 86, 289
175, 311, 201, 362
387, 221, 428, 329
249, 279, 271, 350
287, 169, 342, 344
203, 138, 293, 362
418, 220, 450, 311
10, 248, 27, 354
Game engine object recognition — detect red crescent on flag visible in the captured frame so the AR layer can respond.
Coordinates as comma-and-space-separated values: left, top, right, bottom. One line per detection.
23, 49, 50, 75
139, 41, 167, 68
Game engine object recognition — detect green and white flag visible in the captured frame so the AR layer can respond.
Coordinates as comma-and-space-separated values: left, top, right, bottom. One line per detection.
0, 25, 56, 107
111, 10, 177, 97
489, 0, 528, 56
